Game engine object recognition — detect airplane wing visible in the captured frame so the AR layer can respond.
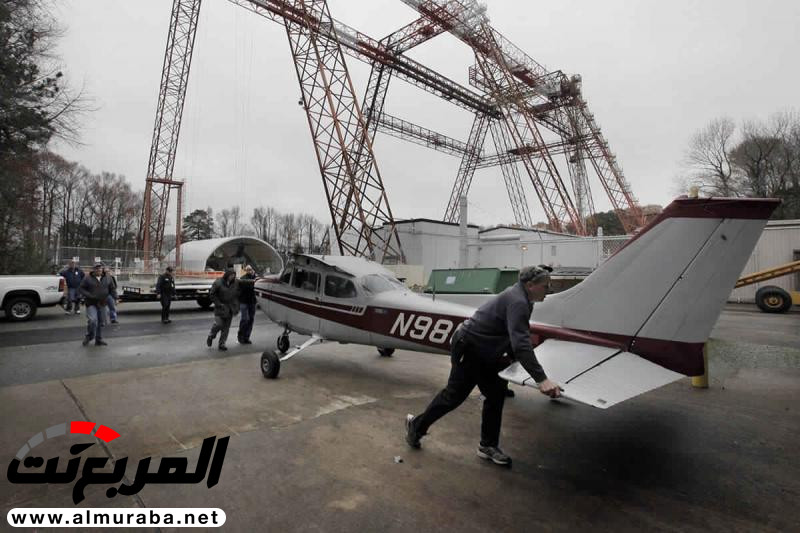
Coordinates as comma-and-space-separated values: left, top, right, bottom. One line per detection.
498, 339, 684, 409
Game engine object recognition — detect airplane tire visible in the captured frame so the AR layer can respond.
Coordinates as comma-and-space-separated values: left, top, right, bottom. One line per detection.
261, 351, 280, 379
755, 286, 792, 314
378, 348, 395, 357
277, 335, 290, 354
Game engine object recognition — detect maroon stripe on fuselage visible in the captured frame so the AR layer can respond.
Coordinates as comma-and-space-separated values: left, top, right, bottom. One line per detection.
258, 288, 467, 352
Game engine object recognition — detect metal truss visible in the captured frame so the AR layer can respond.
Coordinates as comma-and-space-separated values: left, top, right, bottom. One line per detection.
141, 0, 201, 261
488, 121, 533, 227
283, 0, 404, 261
442, 112, 490, 223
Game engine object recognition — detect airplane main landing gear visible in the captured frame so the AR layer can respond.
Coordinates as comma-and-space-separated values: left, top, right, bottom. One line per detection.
261, 351, 281, 379
378, 348, 395, 358
277, 332, 290, 354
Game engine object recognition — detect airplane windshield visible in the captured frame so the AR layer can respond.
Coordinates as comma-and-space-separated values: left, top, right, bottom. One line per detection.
361, 274, 405, 294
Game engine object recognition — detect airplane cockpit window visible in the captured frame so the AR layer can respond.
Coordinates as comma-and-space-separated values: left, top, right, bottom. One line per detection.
361, 274, 405, 294
292, 268, 320, 293
324, 275, 357, 299
279, 266, 293, 284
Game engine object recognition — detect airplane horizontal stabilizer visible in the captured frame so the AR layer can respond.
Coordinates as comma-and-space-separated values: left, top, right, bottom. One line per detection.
498, 339, 684, 409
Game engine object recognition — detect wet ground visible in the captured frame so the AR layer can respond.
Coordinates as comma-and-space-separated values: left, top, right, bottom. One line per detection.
0, 302, 798, 531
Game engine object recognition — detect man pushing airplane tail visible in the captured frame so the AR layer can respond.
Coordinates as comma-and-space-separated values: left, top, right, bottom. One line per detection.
406, 265, 560, 467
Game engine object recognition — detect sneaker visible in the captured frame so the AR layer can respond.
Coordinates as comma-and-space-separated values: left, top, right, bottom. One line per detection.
82, 336, 91, 346
206, 336, 213, 347
477, 445, 512, 467
165, 319, 171, 324
75, 310, 80, 315
218, 344, 228, 352
238, 339, 252, 345
95, 340, 108, 346
111, 320, 118, 324
405, 414, 421, 449
65, 310, 72, 315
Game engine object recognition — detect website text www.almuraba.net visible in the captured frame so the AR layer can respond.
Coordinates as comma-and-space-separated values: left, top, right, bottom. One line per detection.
7, 508, 225, 528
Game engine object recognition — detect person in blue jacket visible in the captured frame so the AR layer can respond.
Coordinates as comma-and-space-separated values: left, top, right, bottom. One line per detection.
59, 260, 85, 315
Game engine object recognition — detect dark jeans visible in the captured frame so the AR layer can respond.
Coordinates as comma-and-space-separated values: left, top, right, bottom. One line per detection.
209, 315, 233, 346
160, 297, 171, 322
411, 331, 509, 447
238, 302, 256, 341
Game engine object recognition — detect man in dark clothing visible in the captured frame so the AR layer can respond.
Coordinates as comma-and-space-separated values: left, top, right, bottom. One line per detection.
207, 268, 240, 351
406, 265, 560, 467
155, 266, 177, 324
60, 260, 84, 315
101, 266, 119, 324
79, 262, 117, 346
237, 265, 257, 344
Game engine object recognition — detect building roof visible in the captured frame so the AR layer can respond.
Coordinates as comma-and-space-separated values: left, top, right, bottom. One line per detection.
478, 225, 577, 238
384, 218, 480, 229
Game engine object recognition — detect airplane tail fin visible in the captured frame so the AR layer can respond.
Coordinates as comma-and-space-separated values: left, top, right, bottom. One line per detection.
535, 197, 780, 375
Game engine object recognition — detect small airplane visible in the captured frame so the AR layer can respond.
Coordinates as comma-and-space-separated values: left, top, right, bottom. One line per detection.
253, 196, 780, 409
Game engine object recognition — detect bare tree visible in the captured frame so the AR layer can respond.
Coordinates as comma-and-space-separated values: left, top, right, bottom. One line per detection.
216, 206, 247, 237
683, 117, 740, 196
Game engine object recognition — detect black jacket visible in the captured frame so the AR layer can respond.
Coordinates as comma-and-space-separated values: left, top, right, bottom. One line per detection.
238, 273, 257, 304
155, 273, 176, 299
462, 281, 547, 383
79, 274, 117, 307
210, 276, 240, 318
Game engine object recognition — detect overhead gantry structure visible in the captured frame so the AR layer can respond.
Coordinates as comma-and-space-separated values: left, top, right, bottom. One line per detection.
139, 0, 646, 264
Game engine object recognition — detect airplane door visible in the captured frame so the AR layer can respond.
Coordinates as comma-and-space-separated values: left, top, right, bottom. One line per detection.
320, 274, 370, 344
285, 266, 321, 335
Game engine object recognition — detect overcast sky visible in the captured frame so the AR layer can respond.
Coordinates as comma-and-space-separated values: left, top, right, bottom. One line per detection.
52, 0, 800, 227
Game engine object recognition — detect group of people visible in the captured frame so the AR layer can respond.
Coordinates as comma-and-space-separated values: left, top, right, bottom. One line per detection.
206, 265, 257, 351
60, 260, 259, 350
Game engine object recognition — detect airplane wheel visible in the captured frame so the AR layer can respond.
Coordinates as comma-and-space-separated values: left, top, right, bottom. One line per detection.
261, 351, 280, 379
277, 334, 290, 354
378, 348, 395, 357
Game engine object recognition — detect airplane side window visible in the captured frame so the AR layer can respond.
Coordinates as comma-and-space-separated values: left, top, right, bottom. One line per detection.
324, 275, 357, 299
292, 268, 320, 293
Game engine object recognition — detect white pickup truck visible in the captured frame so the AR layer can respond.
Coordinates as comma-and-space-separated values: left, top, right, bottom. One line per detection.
0, 275, 66, 321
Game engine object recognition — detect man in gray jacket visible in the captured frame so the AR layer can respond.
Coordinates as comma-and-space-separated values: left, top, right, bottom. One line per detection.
405, 265, 560, 467
206, 268, 240, 351
79, 262, 117, 346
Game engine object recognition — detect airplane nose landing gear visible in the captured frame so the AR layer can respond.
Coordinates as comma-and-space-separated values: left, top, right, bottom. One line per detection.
261, 351, 281, 379
277, 332, 290, 354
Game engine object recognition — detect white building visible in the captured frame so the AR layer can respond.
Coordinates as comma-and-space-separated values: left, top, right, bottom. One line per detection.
381, 217, 799, 303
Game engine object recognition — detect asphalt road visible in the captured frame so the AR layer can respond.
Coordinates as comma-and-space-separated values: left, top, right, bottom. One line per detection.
1, 302, 798, 531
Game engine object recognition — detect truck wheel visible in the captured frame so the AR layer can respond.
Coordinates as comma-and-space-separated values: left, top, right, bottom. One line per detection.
755, 286, 792, 314
261, 351, 281, 379
196, 298, 213, 310
5, 297, 37, 322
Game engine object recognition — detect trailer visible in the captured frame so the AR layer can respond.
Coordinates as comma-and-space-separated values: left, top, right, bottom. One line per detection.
119, 276, 220, 309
